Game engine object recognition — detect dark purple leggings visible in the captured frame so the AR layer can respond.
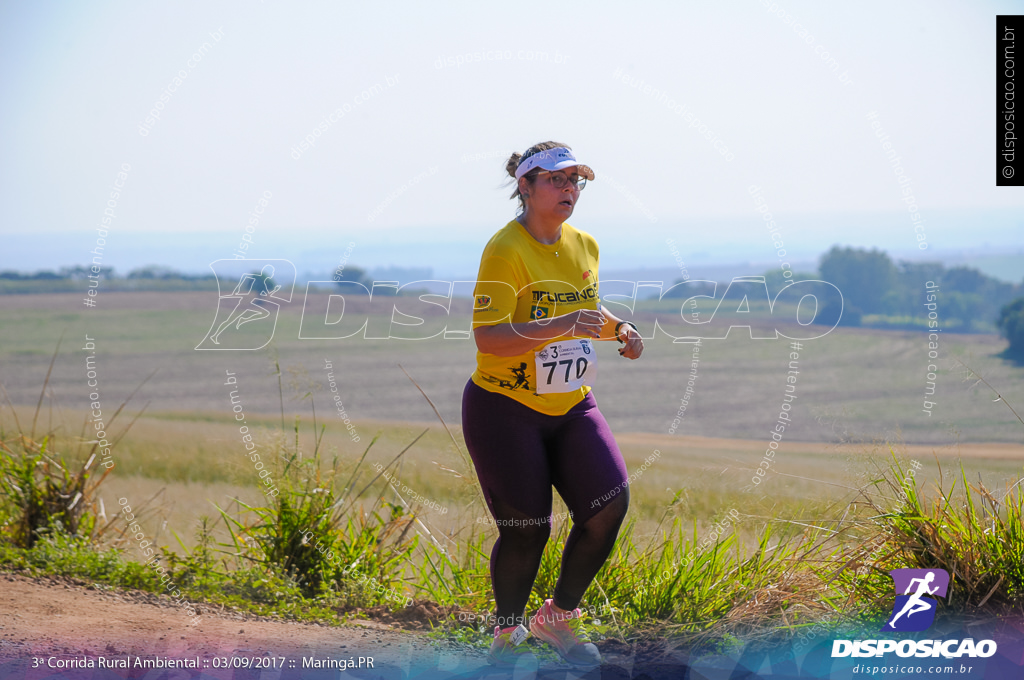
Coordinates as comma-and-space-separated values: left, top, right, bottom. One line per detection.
461, 379, 630, 628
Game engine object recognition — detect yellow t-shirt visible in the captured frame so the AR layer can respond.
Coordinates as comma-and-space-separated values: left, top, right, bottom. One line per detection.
470, 219, 601, 415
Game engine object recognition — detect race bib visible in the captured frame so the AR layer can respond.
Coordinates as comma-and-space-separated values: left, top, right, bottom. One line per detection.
534, 338, 597, 394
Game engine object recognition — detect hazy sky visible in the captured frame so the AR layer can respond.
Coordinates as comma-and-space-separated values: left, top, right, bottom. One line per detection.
1, 0, 1021, 275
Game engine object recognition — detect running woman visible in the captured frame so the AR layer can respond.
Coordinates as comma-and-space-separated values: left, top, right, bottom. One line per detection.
462, 142, 644, 668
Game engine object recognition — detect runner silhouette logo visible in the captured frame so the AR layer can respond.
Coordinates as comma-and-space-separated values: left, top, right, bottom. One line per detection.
882, 568, 950, 632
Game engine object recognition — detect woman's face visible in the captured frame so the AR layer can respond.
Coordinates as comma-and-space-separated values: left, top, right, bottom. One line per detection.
520, 166, 582, 220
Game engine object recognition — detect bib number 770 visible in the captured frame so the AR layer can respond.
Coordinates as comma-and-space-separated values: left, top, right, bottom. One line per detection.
534, 339, 597, 394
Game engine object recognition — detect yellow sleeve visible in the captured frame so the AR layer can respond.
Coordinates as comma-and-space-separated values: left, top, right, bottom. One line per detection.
472, 254, 519, 327
591, 238, 600, 290
580, 230, 600, 294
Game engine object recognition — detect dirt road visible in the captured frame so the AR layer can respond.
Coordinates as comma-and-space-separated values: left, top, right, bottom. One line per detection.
0, 572, 691, 679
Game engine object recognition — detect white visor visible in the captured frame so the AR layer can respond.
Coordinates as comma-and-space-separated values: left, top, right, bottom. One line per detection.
514, 146, 595, 181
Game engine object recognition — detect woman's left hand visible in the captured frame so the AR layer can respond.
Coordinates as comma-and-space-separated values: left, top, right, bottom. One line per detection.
618, 329, 644, 359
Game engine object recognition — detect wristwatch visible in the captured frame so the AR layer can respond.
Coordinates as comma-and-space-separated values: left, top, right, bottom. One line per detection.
614, 321, 638, 344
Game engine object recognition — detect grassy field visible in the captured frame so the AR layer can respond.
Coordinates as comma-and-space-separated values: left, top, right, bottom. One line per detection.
2, 287, 1022, 641
1, 291, 1022, 446
3, 403, 1020, 556
3, 395, 1022, 643
1, 289, 1022, 558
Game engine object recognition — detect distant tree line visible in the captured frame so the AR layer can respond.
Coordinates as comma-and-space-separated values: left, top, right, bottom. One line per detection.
0, 265, 216, 281
0, 264, 381, 286
665, 245, 1024, 345
328, 265, 373, 288
0, 264, 380, 295
7, 251, 1024, 354
816, 246, 1022, 332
